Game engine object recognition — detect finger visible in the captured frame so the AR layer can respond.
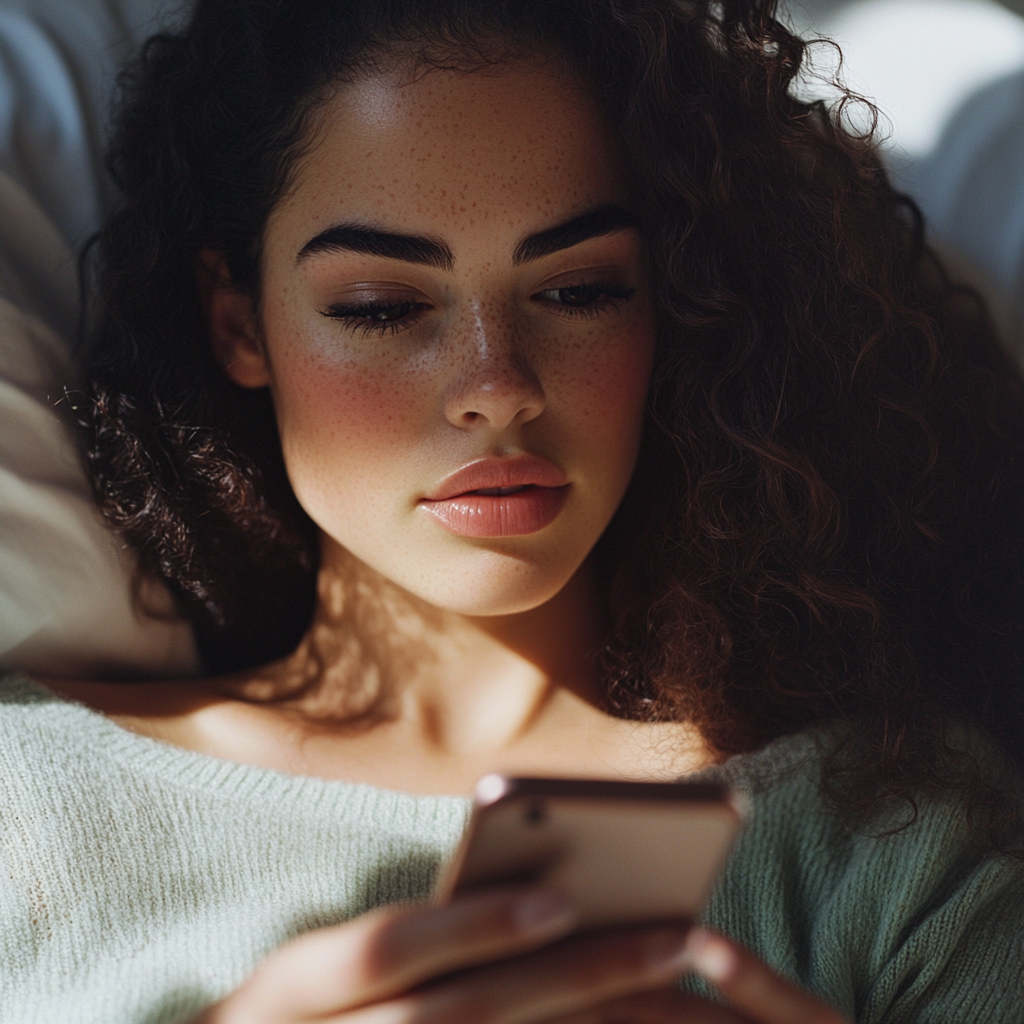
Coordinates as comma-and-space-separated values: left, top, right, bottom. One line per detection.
351, 924, 695, 1024
681, 929, 850, 1024
224, 886, 576, 1022
548, 987, 747, 1023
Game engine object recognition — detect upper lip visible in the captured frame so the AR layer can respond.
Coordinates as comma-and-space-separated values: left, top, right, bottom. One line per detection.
422, 455, 569, 502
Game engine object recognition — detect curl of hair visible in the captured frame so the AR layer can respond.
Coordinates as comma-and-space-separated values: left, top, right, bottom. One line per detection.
81, 0, 1024, 849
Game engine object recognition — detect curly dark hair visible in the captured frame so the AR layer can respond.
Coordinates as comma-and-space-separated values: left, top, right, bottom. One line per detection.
81, 0, 1024, 843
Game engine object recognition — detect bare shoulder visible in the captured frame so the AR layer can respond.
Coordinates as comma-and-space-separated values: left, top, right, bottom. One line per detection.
36, 675, 220, 720
30, 674, 231, 751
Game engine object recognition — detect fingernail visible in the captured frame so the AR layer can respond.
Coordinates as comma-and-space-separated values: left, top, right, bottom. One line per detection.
679, 928, 735, 984
513, 890, 575, 935
643, 927, 692, 976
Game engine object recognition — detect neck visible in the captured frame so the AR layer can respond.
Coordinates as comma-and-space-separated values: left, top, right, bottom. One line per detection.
229, 541, 610, 756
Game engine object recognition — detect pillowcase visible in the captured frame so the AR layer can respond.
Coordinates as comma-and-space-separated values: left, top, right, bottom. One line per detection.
795, 0, 1024, 356
0, 0, 198, 678
894, 69, 1024, 360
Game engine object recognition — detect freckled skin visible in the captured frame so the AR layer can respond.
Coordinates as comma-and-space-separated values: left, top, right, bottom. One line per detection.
232, 60, 656, 617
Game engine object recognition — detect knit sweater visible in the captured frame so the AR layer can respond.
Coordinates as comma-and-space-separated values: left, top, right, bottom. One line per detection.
0, 673, 1021, 1023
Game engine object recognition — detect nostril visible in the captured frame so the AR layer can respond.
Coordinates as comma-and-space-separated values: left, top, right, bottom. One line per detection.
444, 363, 546, 430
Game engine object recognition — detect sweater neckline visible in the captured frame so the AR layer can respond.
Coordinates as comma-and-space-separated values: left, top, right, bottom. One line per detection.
4, 672, 827, 816
4, 672, 471, 825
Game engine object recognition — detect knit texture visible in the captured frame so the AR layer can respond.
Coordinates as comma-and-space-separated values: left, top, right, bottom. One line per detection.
0, 672, 1021, 1023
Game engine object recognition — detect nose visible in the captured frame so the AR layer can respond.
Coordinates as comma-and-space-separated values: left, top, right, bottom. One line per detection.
443, 304, 545, 431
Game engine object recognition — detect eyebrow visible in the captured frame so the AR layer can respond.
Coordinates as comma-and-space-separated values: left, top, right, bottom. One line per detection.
297, 225, 454, 269
512, 205, 641, 265
295, 203, 641, 269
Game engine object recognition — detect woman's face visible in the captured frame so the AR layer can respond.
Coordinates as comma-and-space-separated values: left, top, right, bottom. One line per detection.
212, 58, 656, 617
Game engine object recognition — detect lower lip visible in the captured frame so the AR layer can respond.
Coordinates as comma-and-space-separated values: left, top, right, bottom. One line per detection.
419, 486, 569, 538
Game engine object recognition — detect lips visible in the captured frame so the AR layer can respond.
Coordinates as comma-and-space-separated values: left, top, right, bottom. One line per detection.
419, 456, 569, 538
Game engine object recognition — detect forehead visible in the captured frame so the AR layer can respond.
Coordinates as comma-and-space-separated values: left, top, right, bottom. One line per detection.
269, 59, 629, 252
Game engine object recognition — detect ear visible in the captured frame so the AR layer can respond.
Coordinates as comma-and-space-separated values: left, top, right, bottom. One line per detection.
198, 249, 271, 388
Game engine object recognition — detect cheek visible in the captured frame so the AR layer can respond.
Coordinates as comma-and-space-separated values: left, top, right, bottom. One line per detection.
550, 319, 655, 448
268, 344, 430, 513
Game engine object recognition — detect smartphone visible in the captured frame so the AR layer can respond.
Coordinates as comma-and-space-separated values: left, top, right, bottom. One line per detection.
435, 775, 747, 930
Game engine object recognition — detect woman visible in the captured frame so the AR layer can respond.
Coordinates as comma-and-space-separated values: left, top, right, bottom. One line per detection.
2, 0, 1022, 1020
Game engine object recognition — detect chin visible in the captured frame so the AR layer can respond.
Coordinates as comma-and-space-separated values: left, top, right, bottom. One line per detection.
395, 551, 582, 618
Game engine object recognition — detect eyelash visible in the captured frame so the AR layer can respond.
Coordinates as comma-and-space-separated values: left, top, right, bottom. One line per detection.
536, 282, 637, 317
319, 282, 637, 337
320, 300, 428, 337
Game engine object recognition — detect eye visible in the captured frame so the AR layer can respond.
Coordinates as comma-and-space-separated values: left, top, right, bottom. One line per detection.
319, 299, 429, 336
533, 282, 637, 318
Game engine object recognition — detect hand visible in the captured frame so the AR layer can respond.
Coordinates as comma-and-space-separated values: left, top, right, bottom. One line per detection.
194, 886, 712, 1023
549, 929, 851, 1024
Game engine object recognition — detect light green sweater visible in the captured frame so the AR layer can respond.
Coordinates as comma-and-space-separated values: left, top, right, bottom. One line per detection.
0, 673, 1022, 1023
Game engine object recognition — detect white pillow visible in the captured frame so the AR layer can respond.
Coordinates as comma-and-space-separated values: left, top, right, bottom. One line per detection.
0, 0, 187, 251
895, 71, 1024, 360
0, 0, 198, 677
794, 0, 1024, 356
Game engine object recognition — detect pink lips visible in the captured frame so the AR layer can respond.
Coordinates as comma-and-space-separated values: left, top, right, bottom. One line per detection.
419, 456, 569, 538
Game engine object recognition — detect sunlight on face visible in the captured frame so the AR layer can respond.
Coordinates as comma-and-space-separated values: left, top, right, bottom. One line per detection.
250, 58, 656, 616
